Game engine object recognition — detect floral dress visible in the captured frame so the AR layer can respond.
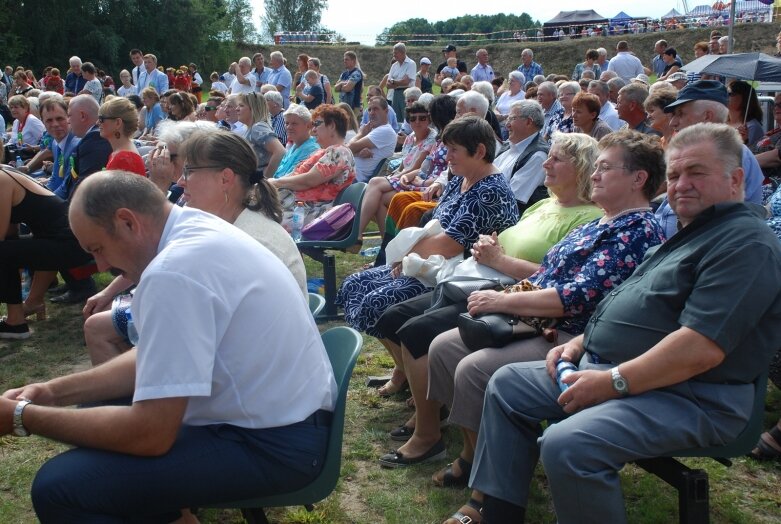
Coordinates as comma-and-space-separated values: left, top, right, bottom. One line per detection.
527, 211, 665, 335
387, 130, 439, 191
279, 144, 356, 231
336, 173, 519, 336
766, 185, 781, 239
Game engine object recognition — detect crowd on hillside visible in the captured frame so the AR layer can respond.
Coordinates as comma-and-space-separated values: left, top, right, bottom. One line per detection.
0, 28, 780, 523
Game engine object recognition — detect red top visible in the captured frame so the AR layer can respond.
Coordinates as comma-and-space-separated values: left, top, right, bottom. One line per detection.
106, 150, 146, 177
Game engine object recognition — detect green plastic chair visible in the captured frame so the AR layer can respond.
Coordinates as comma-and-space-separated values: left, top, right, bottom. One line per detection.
308, 292, 325, 317
210, 326, 363, 524
297, 183, 366, 321
635, 372, 769, 524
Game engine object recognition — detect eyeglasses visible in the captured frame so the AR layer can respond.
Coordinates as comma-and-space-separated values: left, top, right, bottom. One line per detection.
97, 115, 117, 122
204, 106, 218, 111
506, 115, 525, 123
407, 114, 429, 123
593, 162, 630, 175
181, 165, 222, 180
312, 119, 324, 127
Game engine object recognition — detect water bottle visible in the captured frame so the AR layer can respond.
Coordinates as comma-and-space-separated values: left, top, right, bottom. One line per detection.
15, 155, 23, 168
126, 308, 139, 346
290, 201, 305, 241
359, 246, 381, 257
556, 359, 578, 393
20, 269, 31, 300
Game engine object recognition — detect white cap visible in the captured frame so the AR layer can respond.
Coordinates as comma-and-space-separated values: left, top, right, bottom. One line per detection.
420, 57, 431, 65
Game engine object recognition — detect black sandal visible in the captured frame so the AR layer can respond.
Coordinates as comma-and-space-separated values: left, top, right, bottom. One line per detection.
433, 456, 473, 488
748, 425, 781, 461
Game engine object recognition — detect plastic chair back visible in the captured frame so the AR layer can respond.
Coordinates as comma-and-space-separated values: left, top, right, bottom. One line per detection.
308, 293, 326, 317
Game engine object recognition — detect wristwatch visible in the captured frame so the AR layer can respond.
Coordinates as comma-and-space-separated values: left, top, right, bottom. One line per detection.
12, 399, 33, 437
610, 367, 630, 397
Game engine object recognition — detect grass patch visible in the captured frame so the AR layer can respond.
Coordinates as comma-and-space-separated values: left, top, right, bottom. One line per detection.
1, 256, 780, 523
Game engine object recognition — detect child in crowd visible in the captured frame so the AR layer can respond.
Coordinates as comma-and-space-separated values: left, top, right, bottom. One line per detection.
441, 57, 460, 80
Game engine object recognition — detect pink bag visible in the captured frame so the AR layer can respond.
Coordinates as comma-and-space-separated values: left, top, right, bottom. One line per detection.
301, 203, 355, 241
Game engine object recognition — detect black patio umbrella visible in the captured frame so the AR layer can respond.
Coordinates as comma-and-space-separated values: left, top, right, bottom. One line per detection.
681, 52, 781, 82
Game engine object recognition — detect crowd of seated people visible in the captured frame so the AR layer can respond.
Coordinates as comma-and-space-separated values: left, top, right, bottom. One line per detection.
2, 33, 781, 523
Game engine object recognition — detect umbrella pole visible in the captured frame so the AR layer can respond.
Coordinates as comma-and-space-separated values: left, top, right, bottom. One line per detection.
744, 85, 753, 125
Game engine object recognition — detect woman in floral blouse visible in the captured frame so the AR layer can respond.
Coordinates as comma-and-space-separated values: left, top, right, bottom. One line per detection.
357, 102, 439, 239
269, 104, 356, 231
425, 131, 667, 523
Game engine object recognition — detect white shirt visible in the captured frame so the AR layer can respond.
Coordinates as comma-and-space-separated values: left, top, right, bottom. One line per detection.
230, 121, 247, 136
352, 123, 397, 183
11, 114, 46, 147
211, 81, 228, 93
607, 51, 644, 83
387, 57, 416, 98
133, 206, 336, 428
229, 71, 257, 95
599, 102, 626, 131
494, 133, 547, 203
495, 90, 526, 116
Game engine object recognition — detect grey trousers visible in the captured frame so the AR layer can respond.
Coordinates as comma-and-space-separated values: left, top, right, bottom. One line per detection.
427, 328, 572, 433
470, 358, 754, 523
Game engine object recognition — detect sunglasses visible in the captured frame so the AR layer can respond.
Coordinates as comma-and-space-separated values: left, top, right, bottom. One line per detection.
407, 114, 429, 122
97, 115, 117, 122
204, 106, 218, 111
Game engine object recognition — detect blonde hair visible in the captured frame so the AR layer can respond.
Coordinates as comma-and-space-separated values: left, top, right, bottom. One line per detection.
99, 96, 139, 136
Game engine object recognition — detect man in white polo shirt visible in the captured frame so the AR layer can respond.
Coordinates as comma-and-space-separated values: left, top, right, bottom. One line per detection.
349, 96, 398, 182
228, 56, 257, 95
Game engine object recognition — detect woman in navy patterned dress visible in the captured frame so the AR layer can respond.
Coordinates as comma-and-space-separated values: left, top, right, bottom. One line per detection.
400, 131, 667, 515
336, 117, 519, 341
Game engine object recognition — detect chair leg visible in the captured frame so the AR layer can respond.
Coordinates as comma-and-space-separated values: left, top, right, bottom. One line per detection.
678, 469, 709, 524
318, 253, 342, 321
241, 507, 271, 524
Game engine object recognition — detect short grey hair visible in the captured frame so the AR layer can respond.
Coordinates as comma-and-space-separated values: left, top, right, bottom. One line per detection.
718, 35, 729, 45
510, 100, 544, 129
70, 171, 167, 234
537, 81, 557, 97
393, 42, 407, 53
471, 81, 495, 105
238, 57, 251, 67
607, 77, 627, 91
558, 81, 581, 97
618, 83, 649, 105
460, 90, 489, 116
69, 56, 82, 67
600, 70, 618, 81
441, 78, 454, 90
283, 102, 311, 123
533, 75, 546, 85
263, 90, 283, 106
418, 93, 435, 109
522, 48, 533, 58
157, 120, 217, 148
692, 99, 729, 123
404, 86, 422, 100
588, 80, 609, 97
508, 70, 526, 86
666, 123, 742, 185
269, 51, 283, 62
597, 48, 607, 57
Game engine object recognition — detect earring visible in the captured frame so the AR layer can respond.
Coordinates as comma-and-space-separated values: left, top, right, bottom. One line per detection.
224, 191, 229, 204
114, 131, 121, 140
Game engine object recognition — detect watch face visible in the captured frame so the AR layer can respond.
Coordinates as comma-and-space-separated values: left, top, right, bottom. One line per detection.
614, 377, 628, 391
12, 426, 29, 437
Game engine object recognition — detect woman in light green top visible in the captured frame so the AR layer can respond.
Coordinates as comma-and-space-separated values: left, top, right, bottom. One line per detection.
472, 132, 602, 278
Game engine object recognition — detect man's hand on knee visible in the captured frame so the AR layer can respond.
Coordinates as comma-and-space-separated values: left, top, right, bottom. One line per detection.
557, 369, 619, 414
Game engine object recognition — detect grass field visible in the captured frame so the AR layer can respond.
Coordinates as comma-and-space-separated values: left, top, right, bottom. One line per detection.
1, 254, 780, 523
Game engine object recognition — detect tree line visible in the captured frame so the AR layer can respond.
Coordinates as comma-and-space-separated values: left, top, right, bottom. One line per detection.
376, 13, 541, 46
0, 0, 331, 77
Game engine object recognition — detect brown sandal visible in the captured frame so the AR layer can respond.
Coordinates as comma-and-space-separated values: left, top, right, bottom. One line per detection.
748, 425, 781, 461
443, 498, 481, 524
433, 456, 472, 488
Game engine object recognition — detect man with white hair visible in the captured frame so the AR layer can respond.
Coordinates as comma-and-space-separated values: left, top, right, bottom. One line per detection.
264, 90, 287, 144
229, 57, 256, 95
64, 56, 86, 94
588, 80, 625, 131
135, 54, 169, 96
536, 81, 563, 140
348, 96, 397, 183
654, 80, 764, 238
268, 51, 292, 109
387, 43, 416, 124
517, 49, 543, 80
606, 77, 626, 105
607, 41, 644, 83
596, 48, 609, 70
471, 49, 495, 83
494, 100, 549, 211
616, 83, 659, 136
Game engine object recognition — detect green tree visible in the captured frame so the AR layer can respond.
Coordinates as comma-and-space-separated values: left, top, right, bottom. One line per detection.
224, 0, 259, 45
261, 0, 328, 40
378, 13, 539, 46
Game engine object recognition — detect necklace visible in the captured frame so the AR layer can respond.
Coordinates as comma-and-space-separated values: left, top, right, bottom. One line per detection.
599, 206, 651, 225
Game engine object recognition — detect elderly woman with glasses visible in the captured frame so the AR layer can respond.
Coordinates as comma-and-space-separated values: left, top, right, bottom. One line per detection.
357, 102, 438, 240
555, 81, 581, 135
269, 104, 356, 232
494, 71, 526, 130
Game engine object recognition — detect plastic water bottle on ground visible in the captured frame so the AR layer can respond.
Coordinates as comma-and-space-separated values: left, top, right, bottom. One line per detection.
359, 246, 381, 257
291, 202, 305, 241
126, 308, 139, 346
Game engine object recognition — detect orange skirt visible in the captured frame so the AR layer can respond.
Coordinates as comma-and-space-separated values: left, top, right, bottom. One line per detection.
385, 191, 438, 236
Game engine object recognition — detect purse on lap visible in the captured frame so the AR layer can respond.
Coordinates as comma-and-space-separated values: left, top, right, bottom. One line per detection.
457, 280, 558, 352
